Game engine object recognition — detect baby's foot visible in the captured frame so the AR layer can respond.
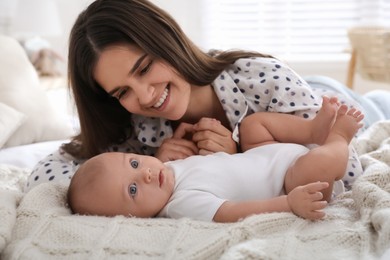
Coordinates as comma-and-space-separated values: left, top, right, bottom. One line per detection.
331, 105, 364, 143
312, 96, 339, 144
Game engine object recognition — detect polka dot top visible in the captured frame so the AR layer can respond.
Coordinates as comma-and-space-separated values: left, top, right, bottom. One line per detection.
25, 57, 356, 192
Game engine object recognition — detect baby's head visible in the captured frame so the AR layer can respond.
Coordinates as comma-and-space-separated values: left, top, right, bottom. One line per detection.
68, 152, 175, 218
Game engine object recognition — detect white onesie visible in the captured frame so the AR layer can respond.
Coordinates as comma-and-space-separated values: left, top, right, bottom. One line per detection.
157, 143, 309, 222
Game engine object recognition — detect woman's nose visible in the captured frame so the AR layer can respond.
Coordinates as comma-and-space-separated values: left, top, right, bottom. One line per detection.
133, 83, 155, 106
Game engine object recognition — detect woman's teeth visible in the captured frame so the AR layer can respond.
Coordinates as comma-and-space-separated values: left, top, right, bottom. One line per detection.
153, 87, 168, 108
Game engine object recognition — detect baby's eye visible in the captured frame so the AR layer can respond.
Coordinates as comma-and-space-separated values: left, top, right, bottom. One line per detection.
130, 159, 139, 169
128, 183, 137, 197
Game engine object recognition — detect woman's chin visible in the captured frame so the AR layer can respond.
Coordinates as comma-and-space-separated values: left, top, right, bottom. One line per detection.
167, 115, 184, 121
166, 111, 187, 121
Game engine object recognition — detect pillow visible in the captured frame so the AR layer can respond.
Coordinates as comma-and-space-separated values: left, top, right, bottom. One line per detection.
0, 35, 74, 148
0, 102, 26, 148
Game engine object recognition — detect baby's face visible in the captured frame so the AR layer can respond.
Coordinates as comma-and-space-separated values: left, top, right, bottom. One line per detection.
85, 152, 175, 218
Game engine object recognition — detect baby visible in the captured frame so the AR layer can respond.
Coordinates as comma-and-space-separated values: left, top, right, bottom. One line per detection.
68, 97, 364, 222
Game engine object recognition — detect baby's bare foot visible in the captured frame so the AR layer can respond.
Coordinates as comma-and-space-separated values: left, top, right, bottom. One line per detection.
331, 105, 364, 143
312, 96, 339, 144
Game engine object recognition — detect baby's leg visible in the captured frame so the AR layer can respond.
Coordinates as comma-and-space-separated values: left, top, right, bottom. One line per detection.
284, 105, 364, 201
311, 96, 339, 144
240, 96, 338, 151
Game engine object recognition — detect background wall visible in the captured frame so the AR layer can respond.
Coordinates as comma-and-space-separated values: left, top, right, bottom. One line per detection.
45, 0, 94, 73
6, 0, 390, 94
41, 0, 200, 77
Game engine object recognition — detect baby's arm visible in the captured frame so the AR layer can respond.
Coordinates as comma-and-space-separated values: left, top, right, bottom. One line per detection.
213, 182, 329, 223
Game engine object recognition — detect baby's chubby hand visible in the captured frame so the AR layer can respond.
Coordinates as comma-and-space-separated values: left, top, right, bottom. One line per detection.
287, 182, 329, 220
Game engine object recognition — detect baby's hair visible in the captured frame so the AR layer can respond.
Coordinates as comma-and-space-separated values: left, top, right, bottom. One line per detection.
67, 161, 101, 216
67, 168, 81, 214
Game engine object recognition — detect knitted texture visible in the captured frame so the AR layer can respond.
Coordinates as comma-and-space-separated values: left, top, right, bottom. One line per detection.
0, 165, 28, 254
2, 120, 390, 260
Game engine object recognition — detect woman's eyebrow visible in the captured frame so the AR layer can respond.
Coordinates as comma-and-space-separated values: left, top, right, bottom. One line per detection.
129, 54, 147, 75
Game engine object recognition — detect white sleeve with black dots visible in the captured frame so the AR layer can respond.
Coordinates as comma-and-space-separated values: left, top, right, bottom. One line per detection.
229, 57, 323, 118
25, 148, 80, 192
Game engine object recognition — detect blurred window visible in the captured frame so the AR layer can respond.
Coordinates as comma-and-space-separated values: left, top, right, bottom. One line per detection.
201, 0, 390, 61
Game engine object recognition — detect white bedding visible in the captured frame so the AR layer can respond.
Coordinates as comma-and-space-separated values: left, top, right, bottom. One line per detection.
0, 140, 69, 169
1, 121, 390, 259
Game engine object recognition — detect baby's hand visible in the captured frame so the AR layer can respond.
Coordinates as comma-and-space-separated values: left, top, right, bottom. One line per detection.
287, 182, 329, 220
192, 117, 237, 155
156, 122, 198, 162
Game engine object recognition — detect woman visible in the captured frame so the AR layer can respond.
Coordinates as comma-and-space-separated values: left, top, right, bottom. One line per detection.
26, 0, 390, 192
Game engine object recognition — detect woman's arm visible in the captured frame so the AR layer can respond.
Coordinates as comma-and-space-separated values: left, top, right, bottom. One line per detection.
26, 148, 80, 192
213, 182, 328, 223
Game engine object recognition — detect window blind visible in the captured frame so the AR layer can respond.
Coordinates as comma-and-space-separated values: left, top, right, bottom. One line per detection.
200, 0, 390, 61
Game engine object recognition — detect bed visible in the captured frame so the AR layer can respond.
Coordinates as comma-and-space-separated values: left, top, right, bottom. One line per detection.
1, 36, 390, 260
0, 120, 389, 259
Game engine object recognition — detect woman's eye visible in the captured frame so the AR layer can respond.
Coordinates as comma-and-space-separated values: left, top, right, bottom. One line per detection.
117, 88, 128, 100
140, 61, 152, 75
130, 159, 139, 169
128, 183, 137, 197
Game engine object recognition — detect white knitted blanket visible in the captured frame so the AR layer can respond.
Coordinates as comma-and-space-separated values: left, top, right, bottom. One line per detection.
1, 120, 390, 260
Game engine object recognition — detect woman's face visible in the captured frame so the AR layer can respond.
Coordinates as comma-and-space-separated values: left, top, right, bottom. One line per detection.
94, 44, 192, 120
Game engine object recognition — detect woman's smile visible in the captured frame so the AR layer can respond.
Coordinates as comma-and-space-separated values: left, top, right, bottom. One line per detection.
153, 85, 170, 111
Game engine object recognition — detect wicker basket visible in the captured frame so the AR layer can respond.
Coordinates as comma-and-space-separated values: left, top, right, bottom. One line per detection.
348, 26, 390, 84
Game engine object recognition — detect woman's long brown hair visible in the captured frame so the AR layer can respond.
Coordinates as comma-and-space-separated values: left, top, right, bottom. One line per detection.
64, 0, 272, 159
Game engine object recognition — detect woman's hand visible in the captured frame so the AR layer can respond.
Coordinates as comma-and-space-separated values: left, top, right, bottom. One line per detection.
287, 182, 329, 220
192, 117, 237, 155
155, 122, 199, 162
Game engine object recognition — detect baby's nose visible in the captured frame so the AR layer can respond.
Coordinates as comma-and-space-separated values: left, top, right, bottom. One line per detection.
142, 167, 152, 183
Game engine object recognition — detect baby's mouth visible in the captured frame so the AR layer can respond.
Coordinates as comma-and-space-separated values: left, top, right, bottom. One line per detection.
153, 86, 169, 109
159, 171, 164, 187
